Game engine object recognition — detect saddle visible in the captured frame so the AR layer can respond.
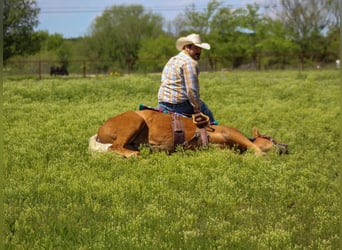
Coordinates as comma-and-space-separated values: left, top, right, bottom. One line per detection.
171, 113, 209, 150
139, 104, 209, 150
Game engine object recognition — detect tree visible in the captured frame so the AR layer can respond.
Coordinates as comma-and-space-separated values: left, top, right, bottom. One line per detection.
179, 0, 222, 35
256, 19, 298, 69
172, 0, 222, 70
138, 34, 175, 72
324, 0, 340, 62
3, 0, 40, 63
210, 4, 267, 69
234, 4, 268, 68
262, 0, 339, 67
87, 4, 164, 73
266, 0, 339, 67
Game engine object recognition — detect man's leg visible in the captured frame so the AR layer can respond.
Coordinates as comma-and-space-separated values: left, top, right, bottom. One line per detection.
200, 102, 216, 123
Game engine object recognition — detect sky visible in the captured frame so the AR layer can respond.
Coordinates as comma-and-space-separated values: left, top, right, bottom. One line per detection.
36, 0, 264, 38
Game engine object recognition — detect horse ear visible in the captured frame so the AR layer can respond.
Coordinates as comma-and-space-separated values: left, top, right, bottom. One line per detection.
252, 127, 261, 137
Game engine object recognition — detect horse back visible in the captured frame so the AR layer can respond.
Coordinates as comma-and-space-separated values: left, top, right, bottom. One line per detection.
135, 110, 198, 143
97, 110, 147, 144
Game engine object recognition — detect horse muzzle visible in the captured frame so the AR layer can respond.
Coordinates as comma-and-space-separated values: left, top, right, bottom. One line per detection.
276, 143, 289, 154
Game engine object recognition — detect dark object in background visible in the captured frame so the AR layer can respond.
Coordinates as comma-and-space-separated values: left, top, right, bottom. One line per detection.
50, 65, 69, 76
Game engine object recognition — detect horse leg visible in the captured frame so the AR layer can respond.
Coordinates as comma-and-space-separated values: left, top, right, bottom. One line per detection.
224, 127, 264, 156
97, 111, 147, 157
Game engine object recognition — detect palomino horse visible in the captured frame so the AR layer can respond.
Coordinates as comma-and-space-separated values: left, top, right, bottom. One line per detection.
89, 110, 288, 157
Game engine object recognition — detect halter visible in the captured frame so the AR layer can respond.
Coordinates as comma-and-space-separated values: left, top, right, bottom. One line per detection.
252, 134, 289, 154
258, 134, 278, 144
249, 134, 278, 145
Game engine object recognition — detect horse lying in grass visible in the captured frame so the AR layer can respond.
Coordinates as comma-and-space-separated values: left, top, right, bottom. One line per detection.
89, 110, 289, 157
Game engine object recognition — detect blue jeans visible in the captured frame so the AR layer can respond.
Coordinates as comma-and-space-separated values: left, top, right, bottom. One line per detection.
158, 100, 215, 122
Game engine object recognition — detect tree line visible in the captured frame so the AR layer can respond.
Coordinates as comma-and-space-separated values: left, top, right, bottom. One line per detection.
3, 0, 340, 73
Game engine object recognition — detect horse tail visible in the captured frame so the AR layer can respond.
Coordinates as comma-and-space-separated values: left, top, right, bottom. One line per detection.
88, 134, 112, 153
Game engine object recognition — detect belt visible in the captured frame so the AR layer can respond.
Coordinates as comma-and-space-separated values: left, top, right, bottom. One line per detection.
160, 101, 189, 108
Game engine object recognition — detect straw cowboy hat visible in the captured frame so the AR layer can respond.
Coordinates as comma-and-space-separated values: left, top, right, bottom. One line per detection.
176, 34, 211, 51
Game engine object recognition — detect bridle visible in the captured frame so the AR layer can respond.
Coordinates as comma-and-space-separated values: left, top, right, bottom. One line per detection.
251, 134, 289, 154
249, 134, 278, 144
258, 134, 278, 144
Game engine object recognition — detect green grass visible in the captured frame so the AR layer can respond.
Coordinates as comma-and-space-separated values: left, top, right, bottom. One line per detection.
4, 70, 339, 249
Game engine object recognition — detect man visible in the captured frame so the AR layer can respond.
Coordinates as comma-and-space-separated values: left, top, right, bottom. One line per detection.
158, 33, 217, 124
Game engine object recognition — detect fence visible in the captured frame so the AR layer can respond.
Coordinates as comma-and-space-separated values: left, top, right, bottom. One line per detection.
3, 52, 339, 79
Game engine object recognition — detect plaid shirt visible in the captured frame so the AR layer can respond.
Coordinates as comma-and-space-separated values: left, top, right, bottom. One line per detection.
158, 51, 201, 112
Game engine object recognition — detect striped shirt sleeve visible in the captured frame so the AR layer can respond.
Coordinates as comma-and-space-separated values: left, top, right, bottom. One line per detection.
183, 60, 201, 112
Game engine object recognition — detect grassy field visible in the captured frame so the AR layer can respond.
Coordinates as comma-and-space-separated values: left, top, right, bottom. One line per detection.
4, 70, 339, 249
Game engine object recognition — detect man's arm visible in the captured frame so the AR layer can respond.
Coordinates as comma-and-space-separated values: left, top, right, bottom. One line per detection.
183, 61, 201, 112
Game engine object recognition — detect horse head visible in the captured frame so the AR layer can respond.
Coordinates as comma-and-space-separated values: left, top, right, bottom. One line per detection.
251, 127, 289, 154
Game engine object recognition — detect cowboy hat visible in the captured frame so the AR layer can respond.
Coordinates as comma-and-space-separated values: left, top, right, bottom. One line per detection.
176, 34, 210, 51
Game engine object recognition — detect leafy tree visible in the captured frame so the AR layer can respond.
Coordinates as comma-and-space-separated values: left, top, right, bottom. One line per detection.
43, 33, 70, 67
138, 34, 175, 72
32, 31, 69, 65
234, 4, 268, 68
46, 33, 64, 51
327, 0, 340, 29
323, 0, 340, 62
266, 0, 339, 67
3, 0, 40, 63
87, 4, 164, 73
256, 19, 298, 69
262, 0, 339, 66
174, 0, 222, 70
210, 4, 266, 69
209, 5, 240, 68
322, 26, 340, 63
179, 0, 222, 35
257, 19, 297, 52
